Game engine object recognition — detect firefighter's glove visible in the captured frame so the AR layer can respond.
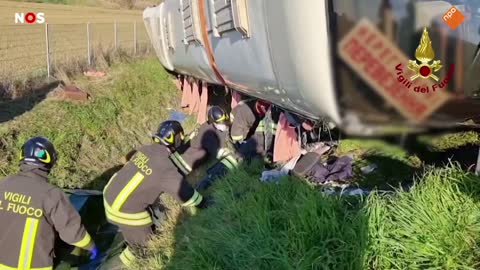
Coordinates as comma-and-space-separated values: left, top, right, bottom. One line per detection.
89, 246, 98, 260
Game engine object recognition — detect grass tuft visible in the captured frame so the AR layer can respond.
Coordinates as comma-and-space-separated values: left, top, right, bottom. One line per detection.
137, 162, 480, 270
367, 164, 480, 269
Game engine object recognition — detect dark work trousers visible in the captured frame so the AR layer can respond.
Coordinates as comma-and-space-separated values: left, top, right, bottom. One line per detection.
236, 132, 265, 159
118, 224, 154, 248
118, 201, 167, 248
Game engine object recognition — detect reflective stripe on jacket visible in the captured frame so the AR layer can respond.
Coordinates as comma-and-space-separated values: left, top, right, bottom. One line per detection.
103, 144, 203, 227
0, 166, 93, 269
230, 102, 277, 143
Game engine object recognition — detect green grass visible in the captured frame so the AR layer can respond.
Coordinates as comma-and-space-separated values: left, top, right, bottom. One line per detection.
2, 57, 480, 269
140, 161, 368, 269
0, 57, 179, 188
366, 164, 480, 269
137, 163, 480, 270
337, 138, 422, 189
419, 131, 480, 151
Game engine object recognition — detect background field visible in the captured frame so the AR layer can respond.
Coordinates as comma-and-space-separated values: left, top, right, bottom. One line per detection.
0, 0, 152, 92
0, 0, 146, 25
17, 0, 159, 10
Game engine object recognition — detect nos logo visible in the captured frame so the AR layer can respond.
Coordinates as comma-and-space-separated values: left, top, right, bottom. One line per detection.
15, 12, 45, 24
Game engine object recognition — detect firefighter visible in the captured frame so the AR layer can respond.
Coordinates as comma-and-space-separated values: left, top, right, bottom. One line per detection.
156, 115, 239, 181
0, 136, 97, 270
195, 101, 282, 190
102, 121, 210, 268
161, 120, 206, 176
193, 106, 241, 190
192, 106, 238, 168
230, 99, 277, 160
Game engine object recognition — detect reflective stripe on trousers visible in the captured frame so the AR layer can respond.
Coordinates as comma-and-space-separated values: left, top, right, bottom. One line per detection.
220, 154, 239, 170
119, 247, 136, 267
181, 190, 203, 207
216, 148, 230, 160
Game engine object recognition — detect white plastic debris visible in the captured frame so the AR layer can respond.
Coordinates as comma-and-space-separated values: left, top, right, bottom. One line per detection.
322, 187, 370, 196
260, 170, 288, 182
360, 163, 378, 174
342, 188, 368, 196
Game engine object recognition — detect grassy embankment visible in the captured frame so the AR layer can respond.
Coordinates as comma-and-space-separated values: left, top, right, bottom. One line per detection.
0, 57, 179, 189
1, 58, 480, 269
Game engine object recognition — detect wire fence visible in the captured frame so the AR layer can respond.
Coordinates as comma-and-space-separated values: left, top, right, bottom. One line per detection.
0, 22, 152, 81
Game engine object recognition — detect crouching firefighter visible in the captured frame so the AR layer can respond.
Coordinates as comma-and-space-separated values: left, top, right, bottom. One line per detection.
230, 99, 278, 161
0, 136, 97, 270
195, 106, 241, 190
158, 120, 209, 176
102, 122, 211, 269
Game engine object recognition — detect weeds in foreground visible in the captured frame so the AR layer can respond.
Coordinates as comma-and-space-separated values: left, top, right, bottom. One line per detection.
135, 164, 480, 270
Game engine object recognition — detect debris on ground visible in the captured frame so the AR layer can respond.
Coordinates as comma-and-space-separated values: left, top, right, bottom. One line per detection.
323, 187, 371, 196
360, 163, 378, 174
48, 84, 91, 102
293, 153, 354, 187
260, 142, 331, 182
260, 170, 288, 183
83, 70, 106, 78
306, 142, 331, 156
168, 110, 187, 122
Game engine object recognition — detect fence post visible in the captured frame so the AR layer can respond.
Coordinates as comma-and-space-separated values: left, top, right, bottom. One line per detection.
114, 21, 117, 50
133, 21, 137, 55
44, 23, 51, 78
87, 22, 91, 66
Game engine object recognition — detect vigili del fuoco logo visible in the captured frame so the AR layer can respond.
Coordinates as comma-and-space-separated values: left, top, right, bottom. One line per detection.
395, 27, 454, 93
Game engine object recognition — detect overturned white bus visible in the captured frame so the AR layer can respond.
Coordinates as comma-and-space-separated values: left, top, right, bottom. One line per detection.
142, 0, 480, 136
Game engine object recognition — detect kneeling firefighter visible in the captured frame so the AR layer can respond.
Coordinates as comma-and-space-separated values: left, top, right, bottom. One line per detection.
230, 99, 278, 160
0, 136, 97, 270
194, 106, 241, 190
102, 121, 211, 269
